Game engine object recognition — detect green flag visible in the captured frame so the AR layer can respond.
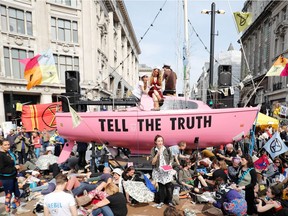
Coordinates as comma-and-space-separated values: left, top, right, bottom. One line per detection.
233, 12, 252, 33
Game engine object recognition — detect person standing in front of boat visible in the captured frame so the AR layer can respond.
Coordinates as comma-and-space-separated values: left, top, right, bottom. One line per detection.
148, 68, 164, 111
162, 64, 177, 96
131, 73, 149, 101
150, 135, 174, 209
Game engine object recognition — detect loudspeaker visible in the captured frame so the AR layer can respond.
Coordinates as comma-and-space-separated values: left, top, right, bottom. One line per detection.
218, 65, 232, 87
65, 71, 80, 93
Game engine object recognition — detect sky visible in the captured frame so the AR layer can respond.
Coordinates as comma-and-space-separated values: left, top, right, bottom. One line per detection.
124, 0, 245, 92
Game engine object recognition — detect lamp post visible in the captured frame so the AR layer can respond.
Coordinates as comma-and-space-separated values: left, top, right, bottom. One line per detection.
201, 3, 225, 89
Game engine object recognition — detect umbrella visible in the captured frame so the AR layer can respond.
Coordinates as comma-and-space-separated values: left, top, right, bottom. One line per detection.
35, 154, 58, 170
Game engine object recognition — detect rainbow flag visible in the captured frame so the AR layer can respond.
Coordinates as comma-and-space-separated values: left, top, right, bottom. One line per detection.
266, 56, 288, 76
19, 49, 59, 90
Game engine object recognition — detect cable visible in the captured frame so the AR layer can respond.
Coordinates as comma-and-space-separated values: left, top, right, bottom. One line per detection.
89, 0, 168, 91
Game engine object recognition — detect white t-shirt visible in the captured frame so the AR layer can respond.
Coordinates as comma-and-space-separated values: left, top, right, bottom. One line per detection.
44, 191, 76, 216
132, 80, 144, 99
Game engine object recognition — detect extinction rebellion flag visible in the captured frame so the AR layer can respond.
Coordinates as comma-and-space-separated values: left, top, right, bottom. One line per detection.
263, 132, 288, 159
21, 102, 61, 131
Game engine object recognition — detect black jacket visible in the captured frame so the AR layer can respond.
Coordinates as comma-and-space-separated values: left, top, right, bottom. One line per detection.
0, 151, 17, 180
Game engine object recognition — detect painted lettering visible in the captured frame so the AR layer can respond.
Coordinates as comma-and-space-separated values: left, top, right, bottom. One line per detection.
170, 115, 212, 130
98, 119, 128, 132
137, 118, 161, 131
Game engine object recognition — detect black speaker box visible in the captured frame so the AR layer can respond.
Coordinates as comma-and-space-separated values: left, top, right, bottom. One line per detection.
65, 71, 80, 93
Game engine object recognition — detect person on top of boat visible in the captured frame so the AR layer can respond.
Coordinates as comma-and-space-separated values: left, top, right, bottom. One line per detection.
148, 68, 164, 111
131, 73, 149, 102
162, 64, 177, 96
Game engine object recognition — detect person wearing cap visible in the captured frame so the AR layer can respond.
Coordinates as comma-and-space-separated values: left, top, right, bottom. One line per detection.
162, 64, 177, 96
131, 73, 149, 101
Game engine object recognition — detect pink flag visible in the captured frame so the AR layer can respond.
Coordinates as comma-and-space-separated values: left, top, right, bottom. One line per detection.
280, 64, 288, 76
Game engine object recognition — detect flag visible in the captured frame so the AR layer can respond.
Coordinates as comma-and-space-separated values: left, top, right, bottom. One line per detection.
263, 132, 288, 159
19, 49, 59, 90
21, 102, 61, 131
266, 56, 288, 76
16, 103, 23, 112
69, 105, 82, 128
233, 12, 252, 33
280, 63, 288, 76
254, 154, 270, 170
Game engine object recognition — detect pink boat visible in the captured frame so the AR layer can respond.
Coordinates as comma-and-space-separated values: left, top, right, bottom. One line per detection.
56, 95, 259, 154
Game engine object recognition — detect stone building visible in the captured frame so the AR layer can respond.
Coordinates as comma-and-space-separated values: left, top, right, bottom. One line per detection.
0, 0, 140, 124
240, 0, 288, 112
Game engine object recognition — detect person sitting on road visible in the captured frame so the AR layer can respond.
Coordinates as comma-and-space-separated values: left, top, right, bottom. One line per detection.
44, 173, 77, 216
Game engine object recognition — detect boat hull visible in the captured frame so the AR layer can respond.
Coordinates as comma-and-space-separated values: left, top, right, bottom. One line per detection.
56, 102, 258, 154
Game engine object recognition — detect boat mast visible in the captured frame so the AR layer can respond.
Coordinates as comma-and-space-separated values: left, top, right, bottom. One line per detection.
183, 0, 190, 100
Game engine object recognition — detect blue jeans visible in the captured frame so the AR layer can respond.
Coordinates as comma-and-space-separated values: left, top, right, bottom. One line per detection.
42, 142, 49, 152
34, 148, 40, 158
92, 206, 114, 216
72, 182, 97, 196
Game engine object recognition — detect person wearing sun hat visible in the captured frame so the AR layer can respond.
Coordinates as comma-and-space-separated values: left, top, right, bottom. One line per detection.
131, 73, 149, 101
112, 168, 123, 193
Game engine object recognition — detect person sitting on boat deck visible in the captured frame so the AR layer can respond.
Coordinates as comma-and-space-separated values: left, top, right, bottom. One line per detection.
169, 141, 189, 170
162, 64, 177, 96
148, 68, 164, 111
131, 73, 149, 102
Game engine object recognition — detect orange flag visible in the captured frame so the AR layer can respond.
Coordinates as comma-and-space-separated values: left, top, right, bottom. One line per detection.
21, 102, 61, 131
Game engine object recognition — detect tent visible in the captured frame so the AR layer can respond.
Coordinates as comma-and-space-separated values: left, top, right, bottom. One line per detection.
256, 113, 279, 129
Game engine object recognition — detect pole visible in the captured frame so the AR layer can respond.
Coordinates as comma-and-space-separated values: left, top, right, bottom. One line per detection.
90, 141, 97, 177
209, 2, 216, 88
183, 0, 190, 100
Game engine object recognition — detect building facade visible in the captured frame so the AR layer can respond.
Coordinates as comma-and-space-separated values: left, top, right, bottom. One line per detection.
240, 0, 288, 112
0, 0, 140, 124
193, 45, 241, 108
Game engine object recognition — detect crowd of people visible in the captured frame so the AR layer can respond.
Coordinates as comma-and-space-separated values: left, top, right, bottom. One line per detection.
132, 64, 177, 111
1, 122, 288, 216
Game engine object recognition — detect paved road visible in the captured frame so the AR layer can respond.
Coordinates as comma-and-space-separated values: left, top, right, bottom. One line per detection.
0, 191, 222, 215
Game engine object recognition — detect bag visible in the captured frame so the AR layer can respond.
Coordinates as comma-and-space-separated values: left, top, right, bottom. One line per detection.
143, 174, 157, 193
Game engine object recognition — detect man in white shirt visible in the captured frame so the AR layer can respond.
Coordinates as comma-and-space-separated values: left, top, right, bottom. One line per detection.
44, 174, 77, 216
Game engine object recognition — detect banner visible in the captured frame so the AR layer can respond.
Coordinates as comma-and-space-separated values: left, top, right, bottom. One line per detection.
263, 132, 288, 159
21, 102, 61, 131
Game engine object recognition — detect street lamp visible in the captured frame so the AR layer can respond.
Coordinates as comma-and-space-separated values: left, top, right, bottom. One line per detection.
201, 2, 225, 88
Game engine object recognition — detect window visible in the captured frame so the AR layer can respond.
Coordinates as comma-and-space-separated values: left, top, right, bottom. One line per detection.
51, 17, 78, 43
3, 47, 34, 79
282, 7, 286, 21
54, 55, 79, 83
0, 5, 32, 35
1, 5, 7, 31
50, 0, 78, 7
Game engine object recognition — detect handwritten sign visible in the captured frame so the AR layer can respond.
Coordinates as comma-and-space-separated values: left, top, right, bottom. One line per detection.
98, 115, 212, 132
